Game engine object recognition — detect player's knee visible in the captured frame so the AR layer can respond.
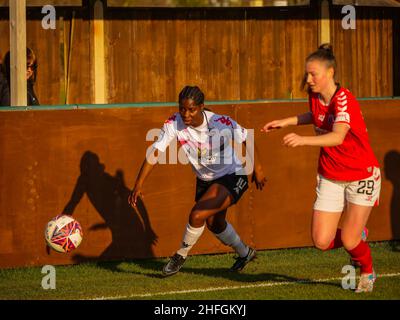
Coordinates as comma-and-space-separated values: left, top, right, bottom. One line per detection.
206, 223, 219, 233
206, 219, 216, 232
312, 235, 331, 251
341, 233, 360, 251
206, 219, 225, 234
189, 209, 207, 227
314, 242, 331, 251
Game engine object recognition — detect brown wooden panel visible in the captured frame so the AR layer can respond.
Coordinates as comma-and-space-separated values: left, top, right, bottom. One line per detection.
105, 7, 318, 104
107, 0, 311, 7
1, 6, 398, 104
394, 10, 400, 96
0, 8, 10, 63
64, 8, 91, 104
25, 8, 60, 106
0, 99, 399, 268
330, 6, 395, 97
0, 7, 90, 106
0, 0, 83, 6
359, 100, 400, 240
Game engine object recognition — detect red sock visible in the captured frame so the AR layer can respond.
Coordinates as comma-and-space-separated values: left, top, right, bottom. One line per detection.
325, 228, 343, 250
347, 240, 373, 274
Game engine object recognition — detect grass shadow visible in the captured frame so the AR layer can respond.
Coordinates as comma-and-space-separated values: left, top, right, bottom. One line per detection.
95, 254, 343, 289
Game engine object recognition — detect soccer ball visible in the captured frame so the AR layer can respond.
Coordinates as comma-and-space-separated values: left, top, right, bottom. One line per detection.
45, 215, 83, 253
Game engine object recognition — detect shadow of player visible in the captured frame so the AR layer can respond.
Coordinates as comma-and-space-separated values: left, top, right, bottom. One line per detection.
384, 150, 400, 252
61, 150, 158, 267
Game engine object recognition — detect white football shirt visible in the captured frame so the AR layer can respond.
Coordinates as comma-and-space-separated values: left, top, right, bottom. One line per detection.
152, 110, 248, 181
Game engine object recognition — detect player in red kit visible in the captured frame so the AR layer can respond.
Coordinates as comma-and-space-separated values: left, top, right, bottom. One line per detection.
262, 44, 381, 293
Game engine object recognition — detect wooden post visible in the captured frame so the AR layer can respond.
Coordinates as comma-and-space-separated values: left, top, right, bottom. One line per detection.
66, 10, 76, 105
318, 0, 331, 45
9, 0, 27, 107
93, 0, 107, 104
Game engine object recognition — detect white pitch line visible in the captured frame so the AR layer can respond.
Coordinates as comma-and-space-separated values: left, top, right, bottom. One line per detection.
89, 272, 400, 300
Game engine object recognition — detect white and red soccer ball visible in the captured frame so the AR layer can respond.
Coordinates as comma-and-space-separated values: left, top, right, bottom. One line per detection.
45, 215, 83, 253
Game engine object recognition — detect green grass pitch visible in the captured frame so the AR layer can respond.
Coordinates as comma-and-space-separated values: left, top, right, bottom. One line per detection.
1, 241, 399, 300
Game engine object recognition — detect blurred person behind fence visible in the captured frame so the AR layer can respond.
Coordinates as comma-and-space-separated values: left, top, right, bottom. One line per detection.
0, 48, 40, 107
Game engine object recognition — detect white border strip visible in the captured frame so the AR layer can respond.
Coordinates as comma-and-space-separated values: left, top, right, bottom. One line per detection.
89, 272, 400, 300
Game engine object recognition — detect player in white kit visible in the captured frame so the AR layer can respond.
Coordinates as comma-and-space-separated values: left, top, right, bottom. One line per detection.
129, 86, 267, 276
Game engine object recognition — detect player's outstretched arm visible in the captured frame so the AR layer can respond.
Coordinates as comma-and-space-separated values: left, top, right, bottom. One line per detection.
283, 122, 349, 148
128, 148, 159, 208
261, 112, 313, 133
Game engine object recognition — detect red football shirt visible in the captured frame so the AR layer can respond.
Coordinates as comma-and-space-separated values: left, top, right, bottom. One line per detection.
309, 86, 379, 181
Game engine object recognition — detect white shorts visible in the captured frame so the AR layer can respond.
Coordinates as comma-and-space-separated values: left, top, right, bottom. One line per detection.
313, 167, 381, 212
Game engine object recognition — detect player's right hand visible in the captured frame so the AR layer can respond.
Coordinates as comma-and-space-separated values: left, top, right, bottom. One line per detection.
261, 119, 287, 133
128, 187, 143, 208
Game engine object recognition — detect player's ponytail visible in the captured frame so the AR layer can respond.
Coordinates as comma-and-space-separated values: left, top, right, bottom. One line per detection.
301, 43, 337, 91
317, 43, 335, 58
308, 43, 336, 67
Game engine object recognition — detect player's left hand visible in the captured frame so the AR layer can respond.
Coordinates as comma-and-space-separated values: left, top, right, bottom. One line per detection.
128, 186, 143, 208
283, 133, 305, 147
252, 167, 267, 190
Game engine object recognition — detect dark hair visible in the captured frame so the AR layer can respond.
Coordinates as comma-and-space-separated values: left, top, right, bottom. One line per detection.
178, 85, 205, 106
301, 43, 337, 91
2, 48, 38, 86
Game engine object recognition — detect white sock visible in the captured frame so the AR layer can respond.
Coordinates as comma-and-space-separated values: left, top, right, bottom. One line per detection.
177, 224, 205, 258
214, 223, 249, 258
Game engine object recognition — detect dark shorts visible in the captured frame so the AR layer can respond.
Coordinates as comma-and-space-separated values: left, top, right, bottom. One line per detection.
195, 173, 249, 204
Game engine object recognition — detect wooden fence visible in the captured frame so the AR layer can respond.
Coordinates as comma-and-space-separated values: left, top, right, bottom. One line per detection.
0, 98, 399, 268
0, 3, 398, 105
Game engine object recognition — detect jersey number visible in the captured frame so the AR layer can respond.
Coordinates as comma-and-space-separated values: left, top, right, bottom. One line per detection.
357, 180, 374, 195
